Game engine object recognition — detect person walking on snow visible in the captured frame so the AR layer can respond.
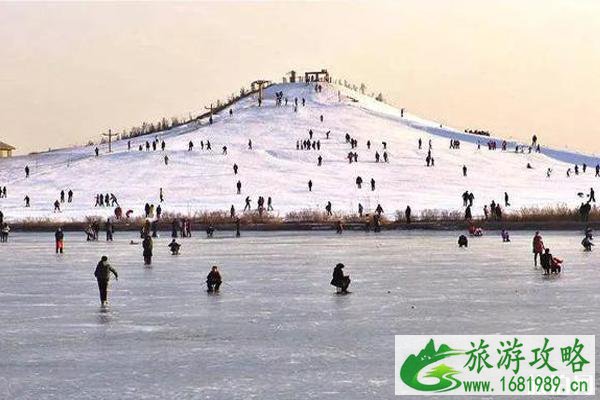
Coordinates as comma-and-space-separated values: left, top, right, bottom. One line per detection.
325, 201, 332, 216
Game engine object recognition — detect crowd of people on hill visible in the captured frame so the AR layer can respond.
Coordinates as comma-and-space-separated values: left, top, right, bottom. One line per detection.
1, 81, 600, 255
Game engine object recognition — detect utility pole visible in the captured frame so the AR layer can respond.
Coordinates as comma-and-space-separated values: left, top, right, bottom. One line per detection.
204, 104, 214, 124
102, 129, 116, 153
204, 103, 213, 118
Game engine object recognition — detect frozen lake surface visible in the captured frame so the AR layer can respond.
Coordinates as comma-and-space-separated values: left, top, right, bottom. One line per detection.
0, 230, 598, 399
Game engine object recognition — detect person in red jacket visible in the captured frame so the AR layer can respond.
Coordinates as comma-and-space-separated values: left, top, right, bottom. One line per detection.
533, 231, 545, 267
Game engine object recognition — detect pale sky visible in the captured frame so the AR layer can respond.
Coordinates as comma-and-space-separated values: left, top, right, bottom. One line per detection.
1, 1, 599, 155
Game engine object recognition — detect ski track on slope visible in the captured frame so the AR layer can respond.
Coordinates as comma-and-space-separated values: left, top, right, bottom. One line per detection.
0, 82, 598, 222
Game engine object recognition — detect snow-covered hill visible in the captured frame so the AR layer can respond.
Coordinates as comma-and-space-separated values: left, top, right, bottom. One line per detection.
0, 82, 598, 223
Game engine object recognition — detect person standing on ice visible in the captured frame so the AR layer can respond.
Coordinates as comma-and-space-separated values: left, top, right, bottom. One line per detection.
244, 196, 251, 211
383, 152, 389, 163
236, 180, 242, 194
308, 180, 313, 192
405, 206, 412, 224
248, 139, 252, 150
164, 155, 169, 165
25, 165, 30, 178
596, 164, 600, 177
67, 189, 73, 203
24, 195, 30, 207
53, 200, 61, 213
222, 146, 227, 155
375, 204, 384, 216
468, 192, 475, 207
532, 231, 545, 267
371, 178, 376, 191
483, 205, 489, 220
581, 235, 594, 251
94, 256, 118, 307
142, 235, 153, 265
463, 165, 467, 177
335, 220, 343, 234
59, 190, 65, 203
504, 192, 511, 207
418, 138, 422, 150
188, 141, 194, 151
233, 164, 239, 175
105, 219, 114, 241
156, 205, 162, 219
230, 205, 235, 218
267, 197, 273, 211
375, 151, 380, 163
159, 188, 164, 203
95, 147, 99, 157
317, 155, 322, 166
358, 203, 363, 217
235, 217, 241, 237
590, 187, 596, 202
55, 228, 64, 254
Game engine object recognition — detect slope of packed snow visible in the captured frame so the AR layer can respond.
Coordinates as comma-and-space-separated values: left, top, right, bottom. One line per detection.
0, 82, 598, 222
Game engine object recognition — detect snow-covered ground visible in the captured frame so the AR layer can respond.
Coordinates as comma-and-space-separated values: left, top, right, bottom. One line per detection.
0, 82, 599, 222
0, 230, 598, 399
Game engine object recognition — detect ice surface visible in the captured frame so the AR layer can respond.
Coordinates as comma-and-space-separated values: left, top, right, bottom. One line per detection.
0, 230, 598, 399
0, 82, 599, 223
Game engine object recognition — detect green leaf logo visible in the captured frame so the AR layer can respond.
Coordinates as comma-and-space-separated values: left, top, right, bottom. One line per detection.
400, 339, 464, 392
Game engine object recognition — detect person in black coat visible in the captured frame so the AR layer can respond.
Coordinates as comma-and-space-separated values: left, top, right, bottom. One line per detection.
330, 263, 351, 293
168, 239, 181, 255
206, 266, 222, 292
54, 228, 64, 254
142, 235, 153, 265
94, 256, 118, 306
